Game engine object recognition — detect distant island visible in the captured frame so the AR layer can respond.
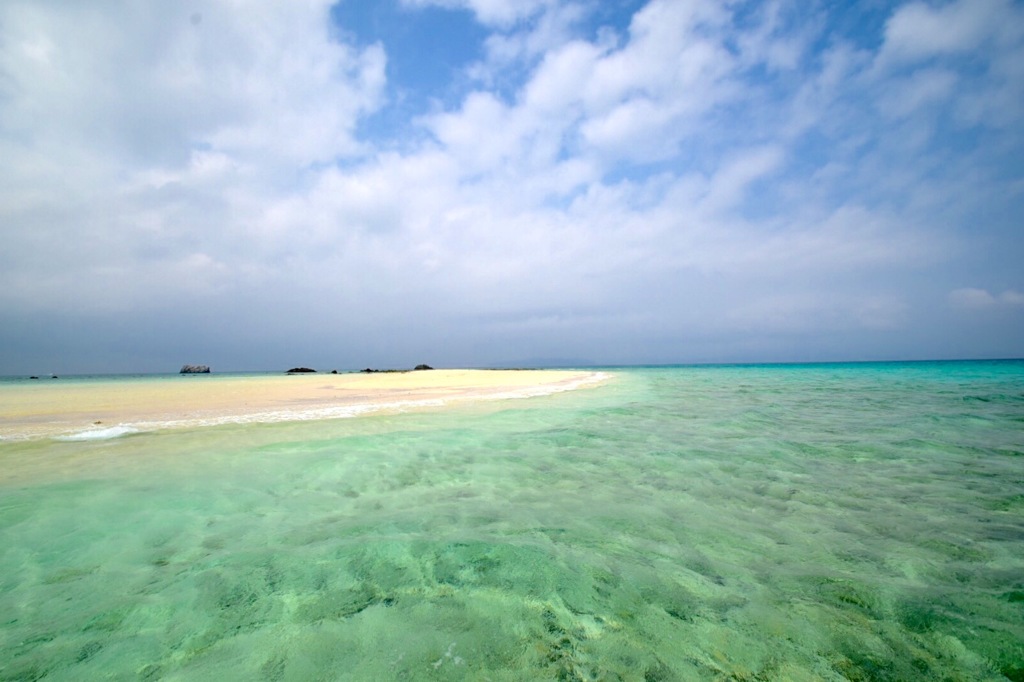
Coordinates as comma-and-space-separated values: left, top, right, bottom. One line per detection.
280, 364, 436, 374
361, 364, 433, 373
177, 364, 436, 375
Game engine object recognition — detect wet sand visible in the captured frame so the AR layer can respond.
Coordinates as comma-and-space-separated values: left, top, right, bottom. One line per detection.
0, 370, 606, 440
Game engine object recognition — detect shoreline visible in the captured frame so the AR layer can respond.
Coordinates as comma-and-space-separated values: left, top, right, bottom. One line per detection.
0, 369, 610, 441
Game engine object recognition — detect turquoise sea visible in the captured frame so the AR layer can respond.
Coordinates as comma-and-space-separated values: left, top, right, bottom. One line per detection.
1, 362, 1022, 681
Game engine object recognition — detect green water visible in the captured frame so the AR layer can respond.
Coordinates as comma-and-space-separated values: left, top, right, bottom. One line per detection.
1, 362, 1022, 680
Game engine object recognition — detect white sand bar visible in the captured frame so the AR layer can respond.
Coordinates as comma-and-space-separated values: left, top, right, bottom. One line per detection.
0, 370, 608, 440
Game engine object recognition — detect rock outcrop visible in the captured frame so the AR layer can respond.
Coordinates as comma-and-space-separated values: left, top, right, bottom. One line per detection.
180, 364, 210, 374
286, 367, 316, 374
360, 364, 434, 373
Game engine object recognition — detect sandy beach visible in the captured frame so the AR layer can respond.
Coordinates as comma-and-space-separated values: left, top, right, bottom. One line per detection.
0, 369, 607, 440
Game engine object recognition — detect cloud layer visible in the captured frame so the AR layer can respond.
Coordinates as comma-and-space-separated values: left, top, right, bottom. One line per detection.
1, 0, 1022, 372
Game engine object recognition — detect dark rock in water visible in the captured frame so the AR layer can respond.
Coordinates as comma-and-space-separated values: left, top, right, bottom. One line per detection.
180, 364, 211, 374
286, 367, 316, 374
29, 376, 39, 380
362, 366, 428, 373
331, 369, 338, 374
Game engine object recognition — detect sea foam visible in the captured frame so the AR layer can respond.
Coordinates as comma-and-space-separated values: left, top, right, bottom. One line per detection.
55, 425, 142, 441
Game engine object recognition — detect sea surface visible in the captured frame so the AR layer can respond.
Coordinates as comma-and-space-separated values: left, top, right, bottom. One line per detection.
1, 362, 1022, 681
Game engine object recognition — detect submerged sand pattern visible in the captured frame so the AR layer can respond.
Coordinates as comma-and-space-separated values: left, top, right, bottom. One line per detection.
1, 362, 1022, 680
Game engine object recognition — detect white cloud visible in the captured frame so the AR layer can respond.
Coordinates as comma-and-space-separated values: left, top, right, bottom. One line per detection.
582, 0, 734, 111
0, 0, 387, 304
477, 2, 588, 67
439, 0, 746, 173
0, 1, 385, 170
698, 147, 786, 215
426, 92, 519, 173
1001, 290, 1024, 306
521, 40, 602, 114
1, 0, 1022, 369
401, 0, 555, 27
872, 0, 1024, 130
948, 288, 1024, 312
724, 293, 907, 334
950, 288, 996, 310
954, 41, 1024, 128
879, 68, 958, 118
878, 0, 1015, 65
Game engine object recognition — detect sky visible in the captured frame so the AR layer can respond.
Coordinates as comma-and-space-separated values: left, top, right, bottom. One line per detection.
1, 0, 1022, 373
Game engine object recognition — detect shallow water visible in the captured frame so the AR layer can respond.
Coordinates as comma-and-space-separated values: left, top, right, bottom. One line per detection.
1, 362, 1022, 680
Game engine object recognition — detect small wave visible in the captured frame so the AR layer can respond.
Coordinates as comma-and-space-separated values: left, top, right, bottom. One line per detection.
55, 426, 142, 441
133, 399, 453, 430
